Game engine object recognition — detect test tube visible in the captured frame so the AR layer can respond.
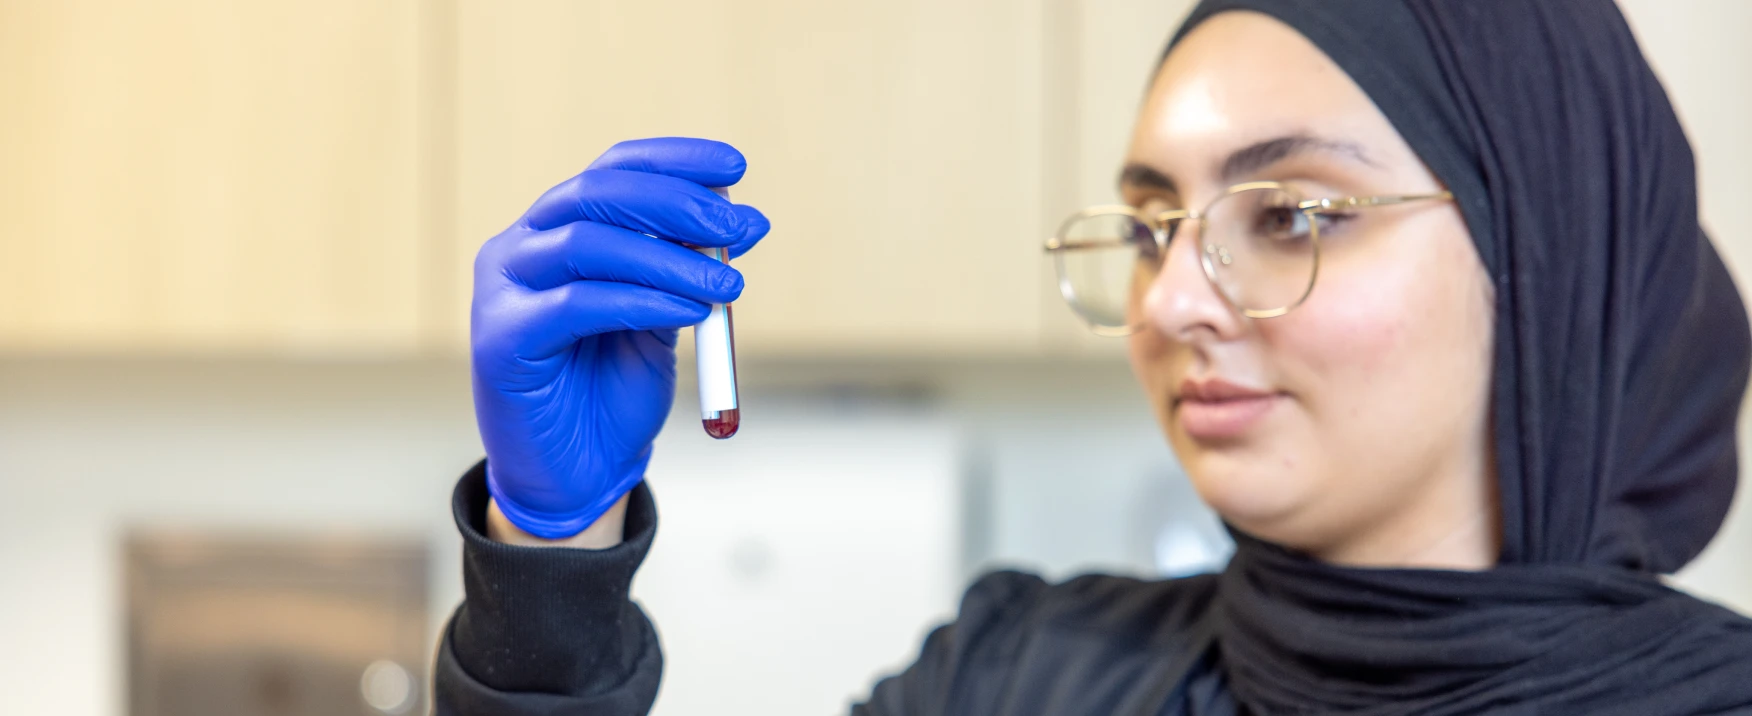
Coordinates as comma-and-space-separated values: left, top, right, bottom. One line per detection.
695, 187, 740, 439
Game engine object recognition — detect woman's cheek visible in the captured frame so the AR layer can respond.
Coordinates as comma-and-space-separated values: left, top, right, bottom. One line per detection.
1276, 233, 1482, 455
1273, 269, 1411, 407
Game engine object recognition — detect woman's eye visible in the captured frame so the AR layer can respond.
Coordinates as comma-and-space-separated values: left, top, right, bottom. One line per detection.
1253, 208, 1352, 241
1128, 221, 1162, 259
1254, 206, 1312, 241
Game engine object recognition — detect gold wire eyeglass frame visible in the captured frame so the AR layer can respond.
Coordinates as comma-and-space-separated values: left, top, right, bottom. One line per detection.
1043, 180, 1454, 335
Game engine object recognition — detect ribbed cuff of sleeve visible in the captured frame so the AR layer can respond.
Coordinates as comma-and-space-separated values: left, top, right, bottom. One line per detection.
435, 460, 662, 714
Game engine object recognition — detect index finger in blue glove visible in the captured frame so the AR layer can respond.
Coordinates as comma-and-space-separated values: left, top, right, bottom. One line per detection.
521, 168, 761, 248
587, 137, 749, 187
492, 220, 745, 303
723, 203, 772, 260
477, 281, 712, 362
593, 138, 770, 259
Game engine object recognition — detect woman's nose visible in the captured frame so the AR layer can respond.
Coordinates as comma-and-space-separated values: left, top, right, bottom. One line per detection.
1139, 223, 1242, 342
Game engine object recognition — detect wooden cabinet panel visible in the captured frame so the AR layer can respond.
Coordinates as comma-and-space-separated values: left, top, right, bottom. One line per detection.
0, 0, 429, 355
453, 0, 1053, 357
0, 0, 1189, 359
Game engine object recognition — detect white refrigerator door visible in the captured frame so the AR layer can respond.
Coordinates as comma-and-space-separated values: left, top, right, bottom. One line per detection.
637, 414, 962, 716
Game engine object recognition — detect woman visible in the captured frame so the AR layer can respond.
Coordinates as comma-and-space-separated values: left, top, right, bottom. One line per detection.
437, 0, 1752, 713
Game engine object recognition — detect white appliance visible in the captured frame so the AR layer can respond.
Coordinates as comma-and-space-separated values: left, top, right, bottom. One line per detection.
636, 410, 963, 715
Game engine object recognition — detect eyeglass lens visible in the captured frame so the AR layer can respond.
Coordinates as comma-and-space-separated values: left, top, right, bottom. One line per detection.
1053, 186, 1317, 328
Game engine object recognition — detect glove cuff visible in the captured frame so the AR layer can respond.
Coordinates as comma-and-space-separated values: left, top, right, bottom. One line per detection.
485, 458, 650, 540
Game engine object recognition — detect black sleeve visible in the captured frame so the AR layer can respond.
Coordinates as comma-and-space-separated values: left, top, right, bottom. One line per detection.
852, 570, 1051, 715
433, 461, 663, 716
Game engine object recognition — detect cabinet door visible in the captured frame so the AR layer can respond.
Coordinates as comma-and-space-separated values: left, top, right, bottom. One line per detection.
0, 1, 430, 355
454, 0, 1052, 357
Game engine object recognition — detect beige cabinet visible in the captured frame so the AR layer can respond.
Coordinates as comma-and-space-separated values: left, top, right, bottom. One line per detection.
0, 0, 1182, 359
0, 1, 439, 355
454, 0, 1069, 357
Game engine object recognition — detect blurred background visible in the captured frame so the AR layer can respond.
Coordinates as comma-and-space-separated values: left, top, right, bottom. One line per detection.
0, 0, 1747, 714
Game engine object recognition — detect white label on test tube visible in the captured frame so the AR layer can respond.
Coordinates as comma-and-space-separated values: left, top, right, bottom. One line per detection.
695, 187, 740, 436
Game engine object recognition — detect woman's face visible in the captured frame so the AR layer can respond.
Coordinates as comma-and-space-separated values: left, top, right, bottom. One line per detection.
1126, 12, 1497, 566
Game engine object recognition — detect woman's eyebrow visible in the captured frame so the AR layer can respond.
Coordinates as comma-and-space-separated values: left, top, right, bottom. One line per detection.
1221, 134, 1376, 183
1118, 163, 1177, 194
1117, 134, 1372, 195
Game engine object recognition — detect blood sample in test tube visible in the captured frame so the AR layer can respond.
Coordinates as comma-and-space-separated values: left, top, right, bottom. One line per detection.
696, 187, 740, 439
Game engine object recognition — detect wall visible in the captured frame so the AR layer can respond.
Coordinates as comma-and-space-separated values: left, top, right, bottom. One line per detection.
0, 360, 475, 715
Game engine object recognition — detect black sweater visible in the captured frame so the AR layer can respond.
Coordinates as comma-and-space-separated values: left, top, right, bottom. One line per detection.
433, 462, 1234, 715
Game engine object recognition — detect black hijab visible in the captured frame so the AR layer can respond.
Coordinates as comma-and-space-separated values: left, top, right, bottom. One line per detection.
1161, 0, 1752, 713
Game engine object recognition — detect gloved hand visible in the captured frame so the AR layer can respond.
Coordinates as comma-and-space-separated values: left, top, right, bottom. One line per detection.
470, 138, 770, 539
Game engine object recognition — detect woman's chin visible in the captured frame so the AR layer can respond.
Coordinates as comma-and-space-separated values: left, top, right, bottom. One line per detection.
1177, 447, 1314, 539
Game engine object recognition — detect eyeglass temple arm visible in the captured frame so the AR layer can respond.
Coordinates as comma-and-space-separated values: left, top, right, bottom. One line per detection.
1044, 236, 1139, 251
1045, 192, 1452, 251
1299, 191, 1454, 211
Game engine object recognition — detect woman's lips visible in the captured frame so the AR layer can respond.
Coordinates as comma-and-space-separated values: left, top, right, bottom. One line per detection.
1174, 378, 1281, 441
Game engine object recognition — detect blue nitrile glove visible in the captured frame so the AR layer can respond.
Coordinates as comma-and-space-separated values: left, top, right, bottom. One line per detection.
470, 138, 770, 538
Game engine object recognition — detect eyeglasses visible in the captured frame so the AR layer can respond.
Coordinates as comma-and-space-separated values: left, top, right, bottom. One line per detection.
1043, 181, 1453, 335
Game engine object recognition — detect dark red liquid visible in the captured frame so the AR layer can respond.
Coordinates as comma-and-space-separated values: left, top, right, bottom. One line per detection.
703, 409, 740, 439
700, 301, 739, 440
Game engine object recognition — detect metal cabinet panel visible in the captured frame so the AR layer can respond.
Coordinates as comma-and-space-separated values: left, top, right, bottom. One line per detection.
126, 533, 428, 716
